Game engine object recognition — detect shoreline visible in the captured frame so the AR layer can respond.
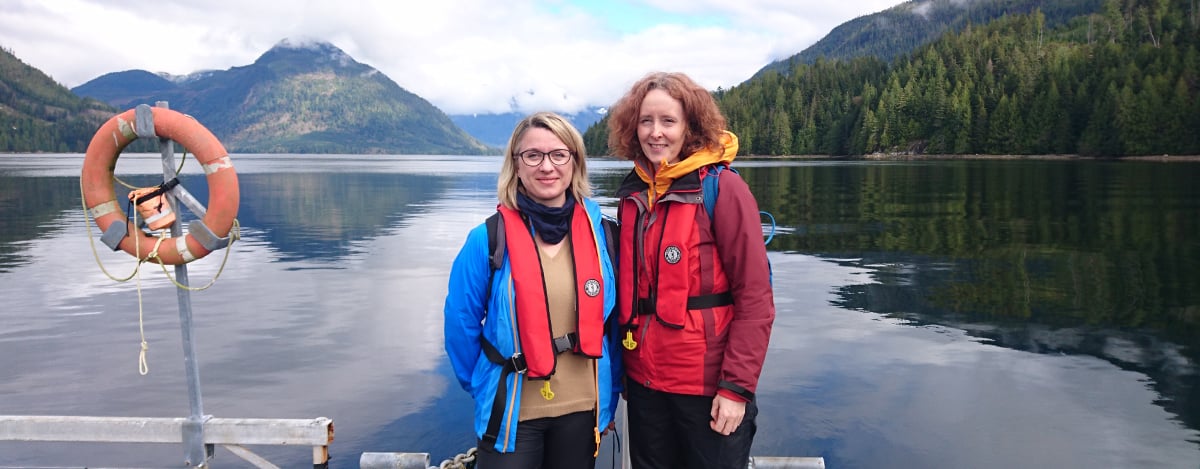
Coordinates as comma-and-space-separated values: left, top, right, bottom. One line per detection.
739, 153, 1200, 162
7, 152, 1200, 162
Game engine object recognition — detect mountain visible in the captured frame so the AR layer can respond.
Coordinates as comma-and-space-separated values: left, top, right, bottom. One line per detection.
449, 107, 608, 148
0, 46, 116, 152
72, 39, 490, 155
755, 0, 1105, 77
71, 70, 178, 106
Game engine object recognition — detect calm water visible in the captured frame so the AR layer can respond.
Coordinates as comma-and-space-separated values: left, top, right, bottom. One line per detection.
1, 154, 1198, 468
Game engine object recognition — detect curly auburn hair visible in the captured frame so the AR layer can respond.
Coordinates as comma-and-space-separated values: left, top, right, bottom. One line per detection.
606, 71, 727, 161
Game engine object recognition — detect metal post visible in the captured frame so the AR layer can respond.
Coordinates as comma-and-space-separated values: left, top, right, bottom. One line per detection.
618, 399, 631, 469
748, 457, 826, 469
155, 101, 211, 467
358, 452, 430, 469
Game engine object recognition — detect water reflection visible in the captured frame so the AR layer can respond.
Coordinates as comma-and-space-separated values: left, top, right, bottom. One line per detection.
755, 253, 1199, 468
0, 155, 1197, 468
731, 158, 1200, 438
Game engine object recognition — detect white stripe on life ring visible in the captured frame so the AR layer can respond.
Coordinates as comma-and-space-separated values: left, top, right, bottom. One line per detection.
117, 117, 137, 140
176, 237, 196, 263
202, 156, 234, 175
89, 200, 121, 219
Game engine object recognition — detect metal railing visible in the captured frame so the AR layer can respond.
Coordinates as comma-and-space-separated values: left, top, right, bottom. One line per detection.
0, 415, 334, 468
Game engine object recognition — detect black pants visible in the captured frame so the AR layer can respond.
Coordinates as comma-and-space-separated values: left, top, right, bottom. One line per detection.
475, 410, 596, 469
626, 380, 758, 469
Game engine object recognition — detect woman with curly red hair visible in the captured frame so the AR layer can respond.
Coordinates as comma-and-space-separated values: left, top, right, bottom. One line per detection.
607, 72, 775, 469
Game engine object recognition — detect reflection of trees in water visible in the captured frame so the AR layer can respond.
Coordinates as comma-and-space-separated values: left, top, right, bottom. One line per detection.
730, 160, 1198, 331
489, 160, 1200, 432
827, 250, 1200, 433
703, 160, 1200, 434
0, 176, 83, 272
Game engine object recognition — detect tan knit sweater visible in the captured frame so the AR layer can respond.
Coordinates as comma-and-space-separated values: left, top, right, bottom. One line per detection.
518, 237, 598, 421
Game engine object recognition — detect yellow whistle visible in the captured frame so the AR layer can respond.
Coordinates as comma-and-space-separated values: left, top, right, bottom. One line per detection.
540, 381, 555, 400
622, 330, 638, 350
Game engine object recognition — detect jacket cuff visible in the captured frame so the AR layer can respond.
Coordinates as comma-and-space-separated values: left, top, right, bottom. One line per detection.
717, 380, 754, 402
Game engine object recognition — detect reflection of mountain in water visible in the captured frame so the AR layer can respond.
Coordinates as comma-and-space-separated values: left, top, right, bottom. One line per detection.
0, 171, 454, 271
214, 172, 450, 262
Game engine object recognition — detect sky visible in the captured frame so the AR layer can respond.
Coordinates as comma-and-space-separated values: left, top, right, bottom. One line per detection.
0, 0, 902, 115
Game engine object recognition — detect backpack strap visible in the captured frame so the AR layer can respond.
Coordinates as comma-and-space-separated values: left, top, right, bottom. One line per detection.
485, 211, 505, 271
701, 164, 728, 221
701, 164, 774, 285
600, 215, 619, 264
484, 212, 505, 309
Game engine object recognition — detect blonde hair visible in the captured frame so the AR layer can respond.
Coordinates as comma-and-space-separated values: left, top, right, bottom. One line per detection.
497, 111, 592, 209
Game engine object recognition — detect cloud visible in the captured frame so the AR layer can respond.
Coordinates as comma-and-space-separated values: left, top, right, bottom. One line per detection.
0, 0, 899, 115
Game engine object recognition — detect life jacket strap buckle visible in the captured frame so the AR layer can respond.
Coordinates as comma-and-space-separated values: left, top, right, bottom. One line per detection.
509, 352, 528, 374
552, 333, 578, 354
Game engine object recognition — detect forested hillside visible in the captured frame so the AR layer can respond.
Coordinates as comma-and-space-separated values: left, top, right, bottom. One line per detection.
0, 46, 114, 152
585, 0, 1200, 157
756, 0, 1106, 76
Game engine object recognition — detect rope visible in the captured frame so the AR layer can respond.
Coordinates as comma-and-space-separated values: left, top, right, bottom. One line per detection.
112, 150, 188, 190
135, 244, 150, 375
133, 230, 162, 375
434, 447, 476, 469
80, 178, 140, 283
79, 149, 237, 375
150, 219, 240, 291
80, 176, 237, 292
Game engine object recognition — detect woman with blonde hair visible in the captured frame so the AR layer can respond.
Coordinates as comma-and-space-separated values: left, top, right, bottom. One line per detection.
444, 112, 621, 468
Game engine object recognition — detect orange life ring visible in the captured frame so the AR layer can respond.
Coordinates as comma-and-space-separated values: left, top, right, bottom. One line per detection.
81, 107, 239, 265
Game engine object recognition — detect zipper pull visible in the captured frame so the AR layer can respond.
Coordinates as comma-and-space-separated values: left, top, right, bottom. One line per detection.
540, 380, 555, 400
593, 426, 601, 457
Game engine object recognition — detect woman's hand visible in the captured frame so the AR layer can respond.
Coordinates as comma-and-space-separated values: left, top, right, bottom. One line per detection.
601, 420, 617, 436
709, 394, 746, 435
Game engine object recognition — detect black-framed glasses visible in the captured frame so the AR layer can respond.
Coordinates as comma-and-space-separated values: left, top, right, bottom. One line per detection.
515, 149, 574, 167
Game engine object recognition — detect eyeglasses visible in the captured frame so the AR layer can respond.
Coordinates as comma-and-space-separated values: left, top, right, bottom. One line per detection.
515, 149, 574, 167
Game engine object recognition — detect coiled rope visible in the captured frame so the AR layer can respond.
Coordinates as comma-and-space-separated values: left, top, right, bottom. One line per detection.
79, 152, 239, 375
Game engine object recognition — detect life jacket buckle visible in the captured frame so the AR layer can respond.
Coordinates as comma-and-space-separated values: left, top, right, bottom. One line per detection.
509, 352, 528, 374
552, 333, 578, 354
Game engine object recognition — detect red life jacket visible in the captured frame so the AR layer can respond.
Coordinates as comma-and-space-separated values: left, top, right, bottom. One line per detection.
615, 189, 735, 396
616, 195, 733, 330
498, 204, 605, 379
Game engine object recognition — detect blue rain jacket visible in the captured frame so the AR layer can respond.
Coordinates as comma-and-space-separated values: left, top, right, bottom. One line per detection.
443, 197, 621, 453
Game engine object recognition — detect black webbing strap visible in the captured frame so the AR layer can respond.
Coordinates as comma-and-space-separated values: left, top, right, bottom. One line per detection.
126, 178, 182, 228
133, 178, 181, 203
687, 291, 734, 309
636, 298, 653, 316
480, 336, 526, 446
636, 291, 734, 315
